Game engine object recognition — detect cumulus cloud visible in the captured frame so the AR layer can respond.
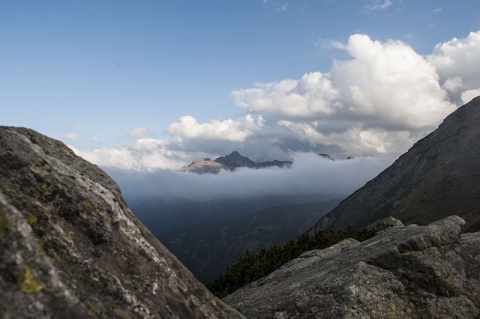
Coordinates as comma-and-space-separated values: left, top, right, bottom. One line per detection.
332, 34, 455, 130
277, 121, 414, 155
461, 88, 480, 104
231, 33, 456, 157
428, 31, 480, 104
75, 31, 480, 172
232, 72, 340, 119
72, 138, 194, 171
166, 115, 254, 142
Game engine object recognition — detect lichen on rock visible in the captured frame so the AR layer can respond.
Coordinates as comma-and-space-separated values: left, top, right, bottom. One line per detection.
0, 126, 245, 319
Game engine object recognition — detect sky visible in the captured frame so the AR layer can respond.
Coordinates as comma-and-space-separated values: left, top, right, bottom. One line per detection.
2, 0, 480, 171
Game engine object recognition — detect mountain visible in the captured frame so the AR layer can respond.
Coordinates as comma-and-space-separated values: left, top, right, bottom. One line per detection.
179, 158, 228, 174
0, 127, 244, 319
159, 200, 341, 282
129, 193, 327, 236
310, 96, 480, 233
318, 153, 335, 161
180, 151, 292, 174
224, 216, 480, 318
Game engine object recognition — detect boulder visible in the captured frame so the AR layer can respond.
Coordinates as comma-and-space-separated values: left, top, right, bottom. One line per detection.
224, 216, 480, 318
0, 126, 245, 319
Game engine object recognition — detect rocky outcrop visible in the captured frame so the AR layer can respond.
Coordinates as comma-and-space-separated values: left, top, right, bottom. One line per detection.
0, 126, 245, 319
224, 216, 480, 318
179, 158, 229, 174
310, 96, 480, 233
180, 151, 292, 174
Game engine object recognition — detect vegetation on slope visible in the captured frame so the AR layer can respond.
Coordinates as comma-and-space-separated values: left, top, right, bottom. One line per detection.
206, 226, 376, 298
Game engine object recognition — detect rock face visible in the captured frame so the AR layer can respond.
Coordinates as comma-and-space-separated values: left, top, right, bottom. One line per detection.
311, 96, 480, 233
180, 151, 292, 174
224, 216, 480, 318
0, 127, 245, 319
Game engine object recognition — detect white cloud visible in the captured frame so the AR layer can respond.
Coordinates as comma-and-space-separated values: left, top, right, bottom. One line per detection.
74, 31, 480, 172
277, 121, 414, 156
64, 132, 78, 140
72, 138, 193, 171
166, 115, 254, 142
428, 31, 480, 103
73, 147, 137, 170
332, 34, 455, 130
461, 88, 480, 104
232, 33, 456, 157
364, 0, 392, 12
112, 152, 396, 202
89, 136, 99, 143
125, 127, 148, 139
232, 72, 340, 119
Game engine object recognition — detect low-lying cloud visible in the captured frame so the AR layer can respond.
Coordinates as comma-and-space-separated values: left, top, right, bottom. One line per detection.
108, 152, 395, 203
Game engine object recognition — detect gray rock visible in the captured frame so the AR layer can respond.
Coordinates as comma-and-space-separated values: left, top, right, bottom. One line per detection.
366, 216, 404, 232
224, 215, 480, 318
0, 126, 245, 319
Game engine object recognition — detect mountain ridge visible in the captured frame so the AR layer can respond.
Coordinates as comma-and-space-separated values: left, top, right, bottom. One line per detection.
310, 96, 480, 233
180, 151, 292, 174
160, 199, 341, 282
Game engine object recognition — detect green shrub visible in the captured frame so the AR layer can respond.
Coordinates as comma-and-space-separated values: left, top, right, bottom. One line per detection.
206, 226, 375, 298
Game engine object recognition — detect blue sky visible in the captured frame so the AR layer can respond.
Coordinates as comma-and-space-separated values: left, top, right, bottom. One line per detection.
1, 0, 480, 170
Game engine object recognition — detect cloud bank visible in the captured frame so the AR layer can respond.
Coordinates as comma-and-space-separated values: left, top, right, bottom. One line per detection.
108, 153, 395, 202
73, 31, 480, 172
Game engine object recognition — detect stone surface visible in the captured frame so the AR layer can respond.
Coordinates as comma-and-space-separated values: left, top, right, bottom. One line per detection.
224, 216, 480, 319
310, 96, 480, 233
0, 126, 245, 319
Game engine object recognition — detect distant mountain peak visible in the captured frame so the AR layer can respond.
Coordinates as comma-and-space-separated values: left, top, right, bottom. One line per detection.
180, 151, 292, 174
318, 153, 335, 161
215, 151, 256, 169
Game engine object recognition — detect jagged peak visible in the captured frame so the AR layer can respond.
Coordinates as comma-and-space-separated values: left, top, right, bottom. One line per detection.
180, 151, 292, 174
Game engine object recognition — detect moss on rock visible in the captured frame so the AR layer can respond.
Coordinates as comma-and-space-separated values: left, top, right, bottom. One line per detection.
19, 266, 43, 294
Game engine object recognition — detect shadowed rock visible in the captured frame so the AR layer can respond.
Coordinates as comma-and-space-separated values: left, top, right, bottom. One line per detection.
0, 126, 245, 319
224, 216, 480, 318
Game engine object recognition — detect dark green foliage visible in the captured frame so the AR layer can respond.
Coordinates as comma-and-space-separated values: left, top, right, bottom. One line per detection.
206, 226, 376, 298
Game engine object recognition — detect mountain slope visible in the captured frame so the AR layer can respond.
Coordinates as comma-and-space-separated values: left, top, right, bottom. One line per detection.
311, 96, 480, 233
160, 200, 340, 282
0, 126, 244, 319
